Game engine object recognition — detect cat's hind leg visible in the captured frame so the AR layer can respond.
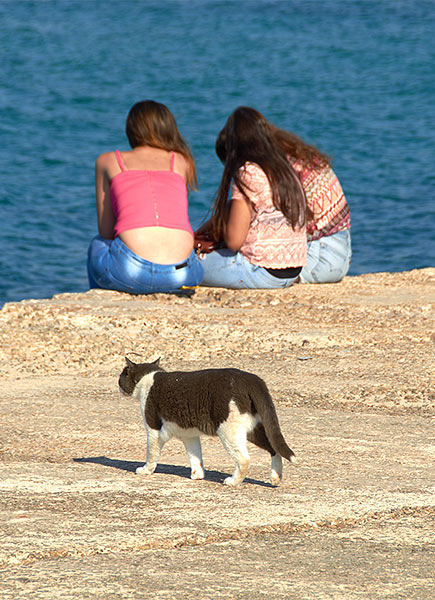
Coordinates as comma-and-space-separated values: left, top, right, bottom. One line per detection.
217, 422, 250, 486
136, 426, 166, 476
248, 424, 283, 486
183, 436, 204, 480
271, 454, 283, 486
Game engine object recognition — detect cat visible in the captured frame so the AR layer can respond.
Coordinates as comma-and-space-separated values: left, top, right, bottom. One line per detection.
118, 357, 296, 486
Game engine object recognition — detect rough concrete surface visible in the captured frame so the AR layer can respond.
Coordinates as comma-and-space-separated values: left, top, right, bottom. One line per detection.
0, 268, 434, 599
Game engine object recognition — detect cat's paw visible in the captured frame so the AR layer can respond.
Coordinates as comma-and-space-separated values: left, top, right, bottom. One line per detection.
190, 468, 204, 480
271, 472, 282, 486
136, 465, 154, 476
223, 476, 237, 486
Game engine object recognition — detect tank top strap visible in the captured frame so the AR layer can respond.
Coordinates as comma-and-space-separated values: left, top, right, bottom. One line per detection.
170, 151, 175, 172
115, 150, 126, 172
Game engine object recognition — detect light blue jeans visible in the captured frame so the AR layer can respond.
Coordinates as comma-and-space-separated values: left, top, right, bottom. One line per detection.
299, 229, 352, 284
199, 249, 300, 289
87, 235, 204, 294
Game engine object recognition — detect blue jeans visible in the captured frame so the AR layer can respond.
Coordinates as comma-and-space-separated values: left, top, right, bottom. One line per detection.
87, 235, 204, 294
200, 249, 300, 289
299, 229, 352, 284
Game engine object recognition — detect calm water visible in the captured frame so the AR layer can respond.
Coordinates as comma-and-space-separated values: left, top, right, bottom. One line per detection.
0, 0, 434, 305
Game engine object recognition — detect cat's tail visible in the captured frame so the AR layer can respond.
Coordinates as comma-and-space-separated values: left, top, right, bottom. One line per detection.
251, 379, 296, 463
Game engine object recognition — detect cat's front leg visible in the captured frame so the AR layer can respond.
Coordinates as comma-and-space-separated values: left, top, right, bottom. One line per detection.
183, 437, 204, 480
136, 427, 164, 476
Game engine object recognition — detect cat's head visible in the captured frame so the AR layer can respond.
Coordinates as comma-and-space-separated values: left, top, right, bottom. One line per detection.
118, 356, 163, 396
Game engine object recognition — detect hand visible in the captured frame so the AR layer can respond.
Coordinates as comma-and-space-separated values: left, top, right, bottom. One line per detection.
194, 232, 220, 255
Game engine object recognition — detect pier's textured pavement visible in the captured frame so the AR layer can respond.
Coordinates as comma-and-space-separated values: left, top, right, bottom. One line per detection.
0, 269, 434, 599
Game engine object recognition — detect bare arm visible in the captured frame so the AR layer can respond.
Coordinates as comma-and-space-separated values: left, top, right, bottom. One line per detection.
195, 194, 252, 251
95, 153, 116, 239
223, 196, 252, 251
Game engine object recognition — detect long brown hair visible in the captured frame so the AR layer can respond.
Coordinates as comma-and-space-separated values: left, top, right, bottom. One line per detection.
271, 126, 330, 167
125, 100, 197, 191
211, 107, 314, 239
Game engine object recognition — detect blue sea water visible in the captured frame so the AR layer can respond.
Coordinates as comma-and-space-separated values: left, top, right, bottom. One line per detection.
0, 0, 434, 305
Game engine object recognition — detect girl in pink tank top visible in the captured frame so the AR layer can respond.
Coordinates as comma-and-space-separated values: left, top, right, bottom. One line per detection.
87, 100, 203, 294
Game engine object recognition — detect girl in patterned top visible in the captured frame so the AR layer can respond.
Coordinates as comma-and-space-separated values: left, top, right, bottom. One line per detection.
197, 107, 351, 286
197, 106, 309, 289
272, 127, 351, 283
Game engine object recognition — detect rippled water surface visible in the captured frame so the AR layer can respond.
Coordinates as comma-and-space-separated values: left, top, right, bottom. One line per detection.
0, 0, 434, 304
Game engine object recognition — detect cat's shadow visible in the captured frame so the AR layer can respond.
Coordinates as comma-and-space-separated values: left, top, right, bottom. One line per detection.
73, 456, 275, 487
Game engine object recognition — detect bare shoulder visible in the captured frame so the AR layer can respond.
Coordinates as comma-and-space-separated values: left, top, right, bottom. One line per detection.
172, 152, 189, 179
95, 151, 116, 169
95, 151, 121, 179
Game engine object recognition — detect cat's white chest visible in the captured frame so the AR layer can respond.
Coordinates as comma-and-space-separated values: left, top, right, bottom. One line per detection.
137, 371, 158, 419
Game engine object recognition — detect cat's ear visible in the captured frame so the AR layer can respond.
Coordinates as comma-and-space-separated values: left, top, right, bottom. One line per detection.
152, 357, 161, 367
125, 356, 136, 368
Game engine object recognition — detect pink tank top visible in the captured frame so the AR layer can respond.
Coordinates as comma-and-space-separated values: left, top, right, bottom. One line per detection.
110, 150, 193, 237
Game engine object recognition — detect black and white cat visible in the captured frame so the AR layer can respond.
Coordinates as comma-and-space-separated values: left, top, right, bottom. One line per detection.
119, 357, 296, 486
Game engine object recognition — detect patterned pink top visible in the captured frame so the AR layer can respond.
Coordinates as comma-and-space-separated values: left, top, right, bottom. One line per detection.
291, 160, 350, 242
232, 162, 307, 268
